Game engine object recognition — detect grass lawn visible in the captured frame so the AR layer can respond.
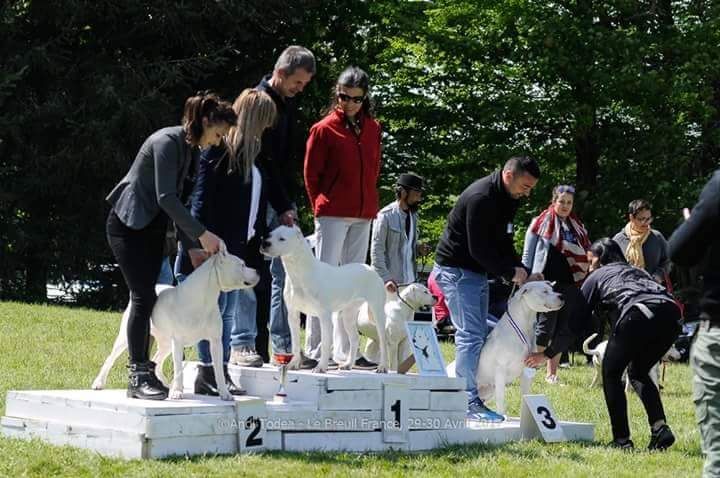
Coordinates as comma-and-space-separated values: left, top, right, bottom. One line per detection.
0, 301, 704, 477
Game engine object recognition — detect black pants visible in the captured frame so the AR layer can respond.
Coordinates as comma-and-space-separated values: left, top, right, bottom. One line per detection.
536, 282, 584, 353
106, 211, 166, 364
602, 301, 681, 440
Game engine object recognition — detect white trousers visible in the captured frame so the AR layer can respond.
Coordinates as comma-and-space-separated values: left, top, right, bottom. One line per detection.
304, 216, 371, 361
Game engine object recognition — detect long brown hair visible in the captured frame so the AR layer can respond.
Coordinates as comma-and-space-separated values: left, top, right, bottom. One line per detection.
182, 91, 236, 146
226, 89, 277, 181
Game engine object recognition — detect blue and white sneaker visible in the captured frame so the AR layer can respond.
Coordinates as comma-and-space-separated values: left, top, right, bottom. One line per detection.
466, 398, 505, 422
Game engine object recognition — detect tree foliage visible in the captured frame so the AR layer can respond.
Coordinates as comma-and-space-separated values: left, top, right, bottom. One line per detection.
1, 0, 718, 306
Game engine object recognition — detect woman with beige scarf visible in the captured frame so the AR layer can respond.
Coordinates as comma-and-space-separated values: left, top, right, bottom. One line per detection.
613, 199, 671, 283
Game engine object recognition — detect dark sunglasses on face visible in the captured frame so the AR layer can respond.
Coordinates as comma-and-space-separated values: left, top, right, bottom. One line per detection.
337, 93, 365, 104
556, 185, 575, 194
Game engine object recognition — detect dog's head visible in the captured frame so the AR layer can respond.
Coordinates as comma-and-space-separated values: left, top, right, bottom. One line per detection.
260, 225, 306, 257
515, 281, 564, 313
214, 252, 260, 292
399, 283, 437, 309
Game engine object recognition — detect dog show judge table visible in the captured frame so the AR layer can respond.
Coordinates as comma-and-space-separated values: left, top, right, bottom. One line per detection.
1, 364, 593, 459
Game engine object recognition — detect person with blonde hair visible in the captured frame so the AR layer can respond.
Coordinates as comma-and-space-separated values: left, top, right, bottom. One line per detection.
174, 89, 280, 395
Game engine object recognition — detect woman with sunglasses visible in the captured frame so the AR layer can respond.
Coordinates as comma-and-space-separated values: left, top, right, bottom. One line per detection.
613, 199, 671, 284
522, 184, 592, 384
304, 66, 382, 366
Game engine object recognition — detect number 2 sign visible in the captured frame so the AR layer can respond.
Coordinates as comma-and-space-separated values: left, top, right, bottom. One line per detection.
520, 395, 566, 442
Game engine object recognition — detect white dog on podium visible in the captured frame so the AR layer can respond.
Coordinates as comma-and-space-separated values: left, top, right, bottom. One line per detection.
358, 283, 437, 371
260, 225, 389, 374
475, 281, 564, 415
92, 251, 260, 401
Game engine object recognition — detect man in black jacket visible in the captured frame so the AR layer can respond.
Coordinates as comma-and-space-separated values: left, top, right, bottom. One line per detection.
230, 46, 317, 368
433, 156, 540, 422
668, 170, 720, 476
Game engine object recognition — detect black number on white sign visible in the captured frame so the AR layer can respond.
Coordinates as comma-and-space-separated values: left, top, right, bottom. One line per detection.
245, 416, 263, 447
536, 406, 557, 429
390, 399, 401, 427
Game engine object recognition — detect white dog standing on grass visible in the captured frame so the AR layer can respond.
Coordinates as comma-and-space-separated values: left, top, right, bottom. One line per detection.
358, 283, 437, 371
92, 251, 260, 400
261, 225, 389, 374
475, 281, 564, 415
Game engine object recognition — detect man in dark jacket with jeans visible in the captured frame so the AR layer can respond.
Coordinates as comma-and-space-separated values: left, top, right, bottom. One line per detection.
669, 170, 720, 477
432, 156, 540, 422
228, 46, 317, 368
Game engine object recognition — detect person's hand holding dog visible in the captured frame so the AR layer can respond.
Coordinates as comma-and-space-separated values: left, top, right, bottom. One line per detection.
385, 281, 398, 293
524, 352, 548, 368
188, 249, 209, 269
512, 267, 528, 285
199, 230, 222, 255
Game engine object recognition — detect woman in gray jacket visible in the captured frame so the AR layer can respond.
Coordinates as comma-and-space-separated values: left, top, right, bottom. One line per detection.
105, 92, 236, 400
613, 199, 671, 283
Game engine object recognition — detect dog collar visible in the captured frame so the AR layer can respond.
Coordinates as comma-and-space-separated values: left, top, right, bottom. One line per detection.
506, 310, 530, 350
397, 294, 416, 312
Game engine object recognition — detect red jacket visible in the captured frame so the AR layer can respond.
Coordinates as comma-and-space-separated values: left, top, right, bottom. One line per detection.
304, 109, 381, 219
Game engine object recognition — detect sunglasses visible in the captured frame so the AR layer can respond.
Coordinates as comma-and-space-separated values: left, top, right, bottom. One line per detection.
556, 185, 575, 194
337, 93, 365, 104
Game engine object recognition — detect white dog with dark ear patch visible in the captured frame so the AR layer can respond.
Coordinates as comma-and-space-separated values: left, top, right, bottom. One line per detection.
92, 252, 260, 400
358, 283, 438, 371
475, 281, 564, 415
261, 225, 389, 373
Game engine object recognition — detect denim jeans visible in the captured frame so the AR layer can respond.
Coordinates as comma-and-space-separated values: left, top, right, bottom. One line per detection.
432, 263, 489, 404
156, 257, 174, 286
197, 289, 240, 365
229, 288, 257, 349
267, 206, 292, 354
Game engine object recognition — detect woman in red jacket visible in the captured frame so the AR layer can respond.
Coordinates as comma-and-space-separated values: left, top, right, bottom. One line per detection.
303, 66, 381, 366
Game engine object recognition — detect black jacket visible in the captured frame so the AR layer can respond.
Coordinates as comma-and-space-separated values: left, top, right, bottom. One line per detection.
255, 75, 297, 213
435, 170, 524, 280
176, 145, 274, 275
668, 170, 720, 321
580, 262, 675, 327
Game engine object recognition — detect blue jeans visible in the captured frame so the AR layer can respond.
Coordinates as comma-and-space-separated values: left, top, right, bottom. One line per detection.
433, 263, 489, 404
267, 206, 292, 353
230, 288, 257, 349
197, 289, 240, 365
157, 257, 174, 285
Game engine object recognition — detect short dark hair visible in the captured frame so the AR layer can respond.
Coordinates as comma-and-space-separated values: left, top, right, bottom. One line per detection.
589, 238, 627, 266
503, 156, 541, 179
274, 45, 316, 76
628, 199, 652, 216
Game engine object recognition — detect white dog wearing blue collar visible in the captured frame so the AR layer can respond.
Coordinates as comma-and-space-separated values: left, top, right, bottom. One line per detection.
476, 280, 564, 415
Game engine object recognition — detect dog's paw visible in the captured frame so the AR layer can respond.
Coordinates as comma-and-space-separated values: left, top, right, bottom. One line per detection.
312, 365, 328, 374
219, 391, 233, 401
91, 379, 104, 390
338, 360, 354, 370
375, 365, 388, 374
169, 389, 183, 400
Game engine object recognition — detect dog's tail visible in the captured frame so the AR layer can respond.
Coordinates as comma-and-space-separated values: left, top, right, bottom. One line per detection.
582, 333, 600, 356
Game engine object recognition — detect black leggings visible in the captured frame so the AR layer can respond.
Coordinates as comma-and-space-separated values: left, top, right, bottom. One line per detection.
106, 211, 166, 364
602, 301, 681, 440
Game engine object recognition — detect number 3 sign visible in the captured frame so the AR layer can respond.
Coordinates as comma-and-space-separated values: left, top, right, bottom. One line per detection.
520, 395, 566, 442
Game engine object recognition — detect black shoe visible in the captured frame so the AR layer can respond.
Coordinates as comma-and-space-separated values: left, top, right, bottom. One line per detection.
146, 361, 169, 394
354, 356, 378, 370
224, 364, 246, 396
608, 438, 634, 450
298, 353, 318, 370
127, 362, 168, 400
648, 424, 675, 451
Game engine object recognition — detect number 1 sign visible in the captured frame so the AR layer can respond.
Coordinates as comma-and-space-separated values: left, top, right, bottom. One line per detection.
520, 394, 566, 442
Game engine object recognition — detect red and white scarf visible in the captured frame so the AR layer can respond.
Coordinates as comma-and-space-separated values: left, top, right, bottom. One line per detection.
530, 205, 591, 285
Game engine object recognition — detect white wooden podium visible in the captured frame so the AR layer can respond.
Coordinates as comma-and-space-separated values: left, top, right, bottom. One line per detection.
1, 363, 594, 458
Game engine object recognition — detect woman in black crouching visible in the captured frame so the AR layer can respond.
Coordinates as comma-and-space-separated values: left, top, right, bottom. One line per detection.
580, 238, 681, 450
